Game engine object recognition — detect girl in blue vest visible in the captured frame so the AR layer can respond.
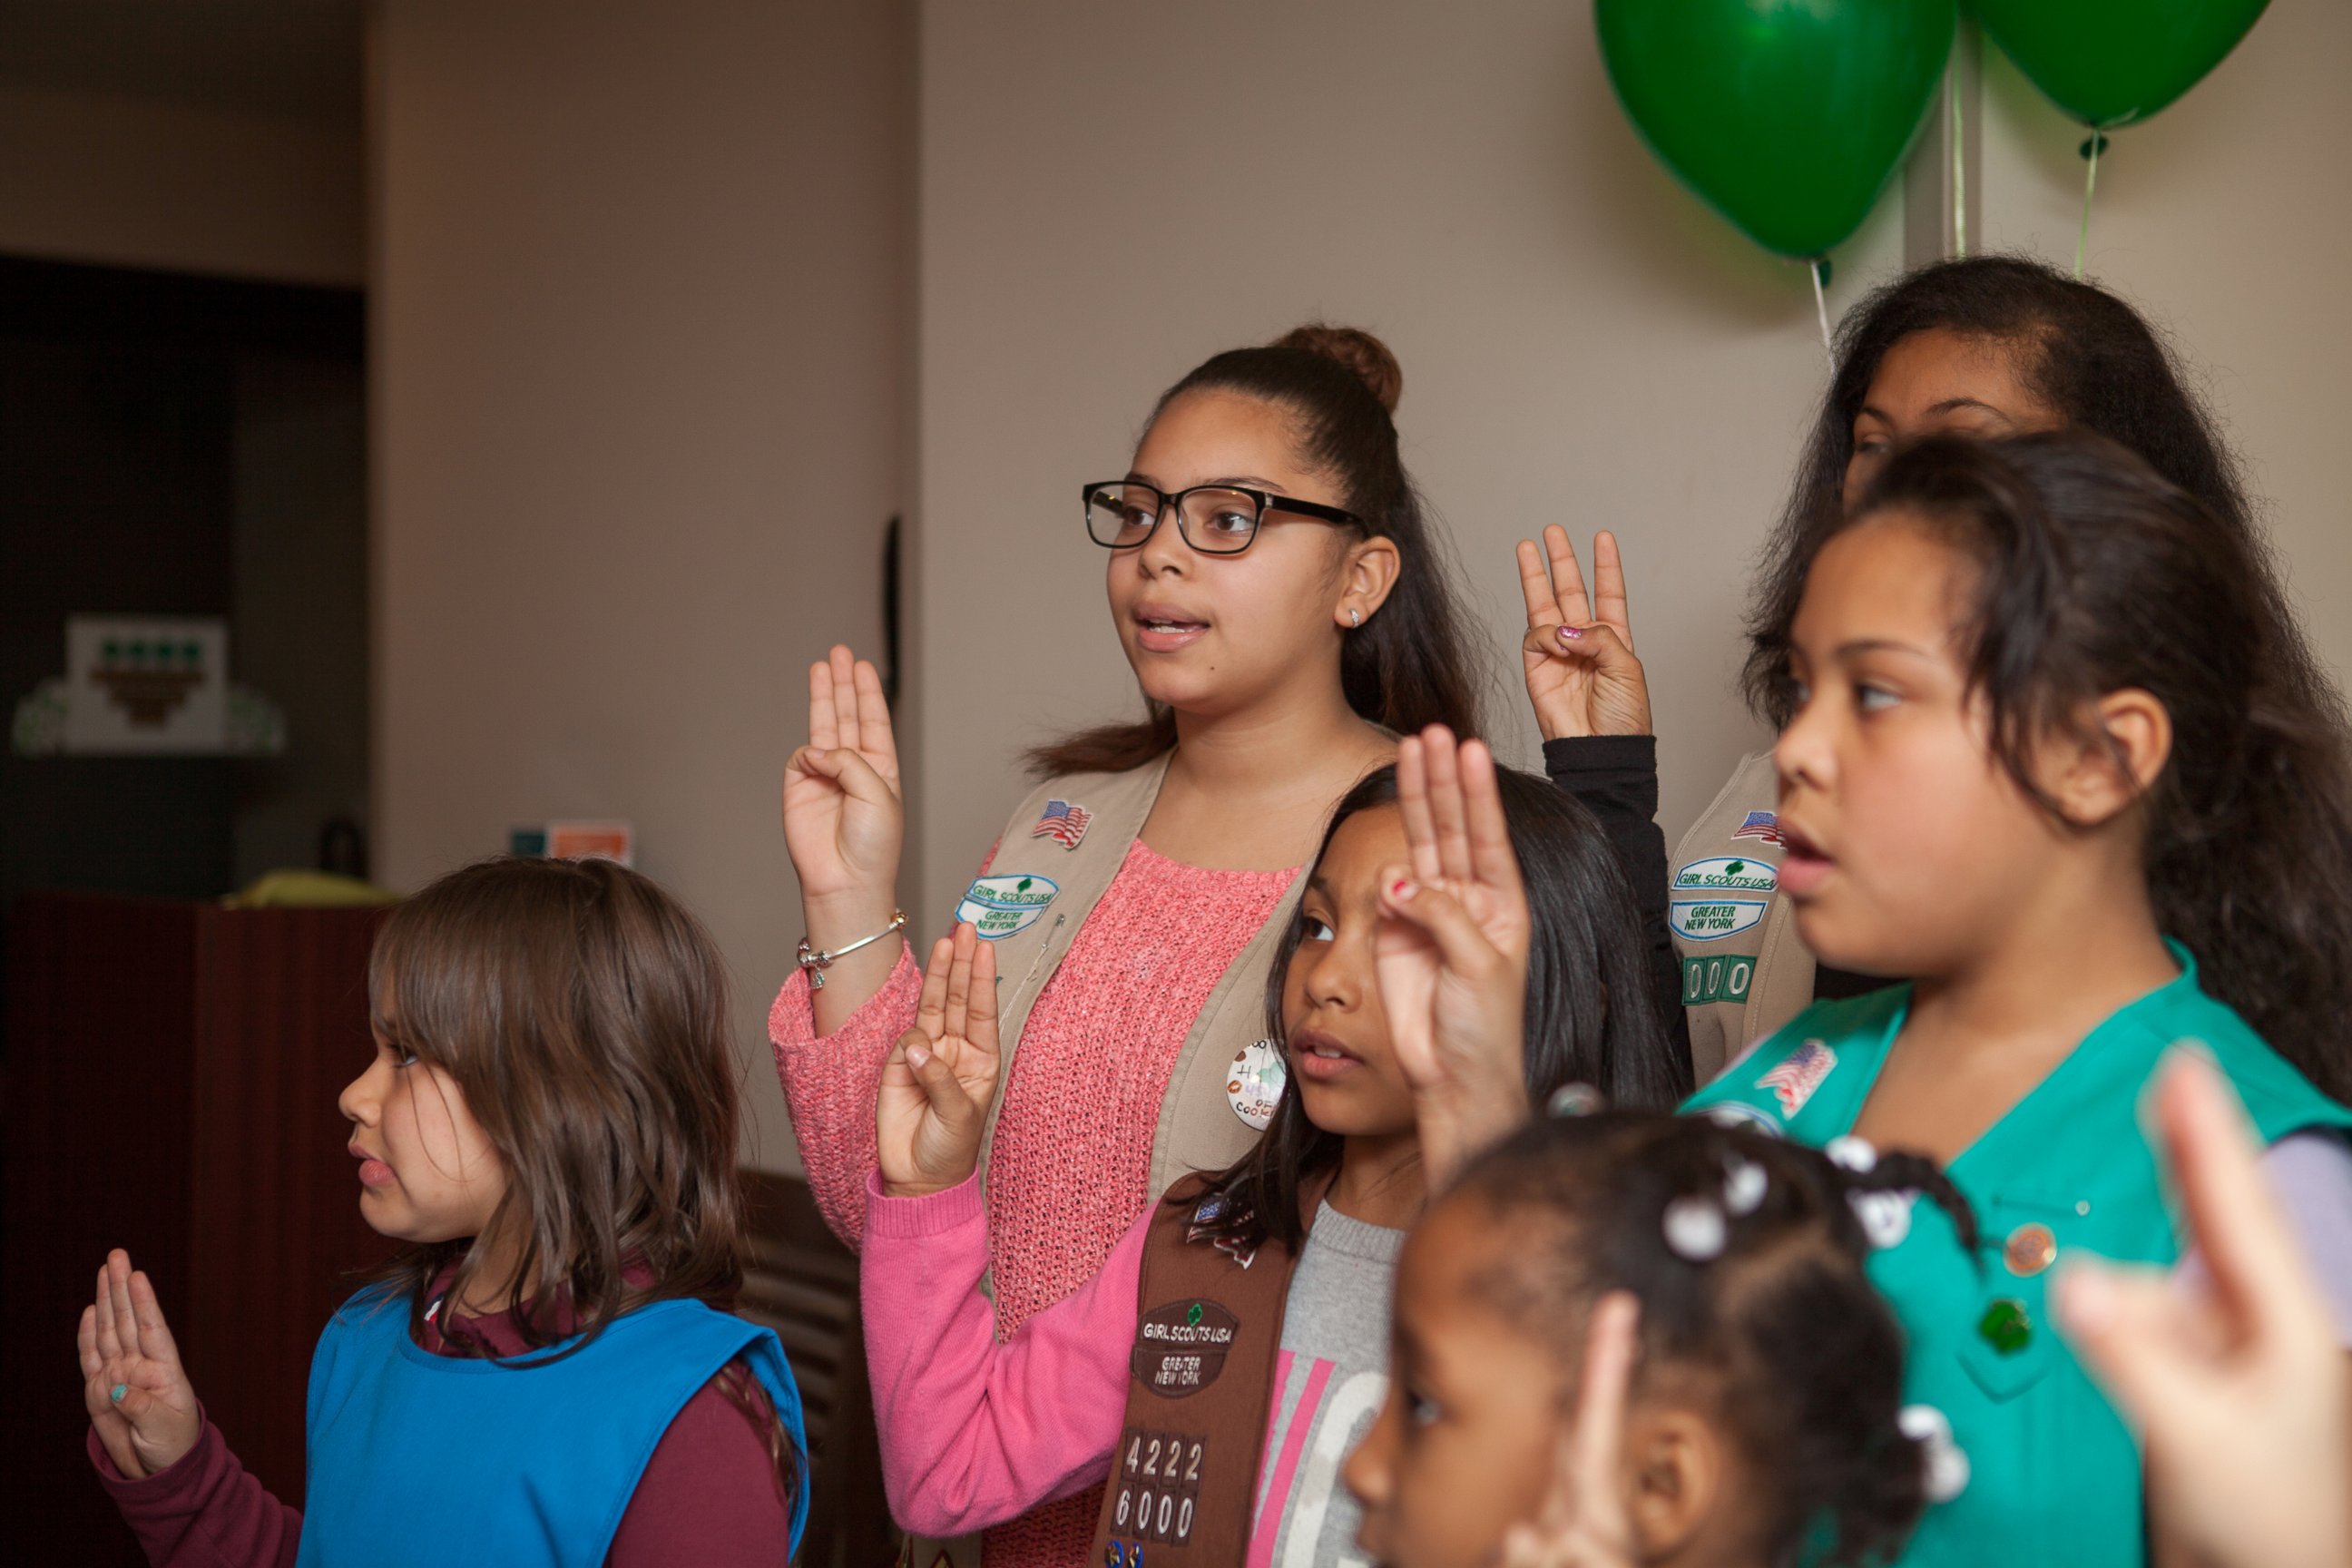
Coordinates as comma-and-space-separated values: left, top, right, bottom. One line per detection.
1688, 432, 2352, 1567
76, 856, 809, 1567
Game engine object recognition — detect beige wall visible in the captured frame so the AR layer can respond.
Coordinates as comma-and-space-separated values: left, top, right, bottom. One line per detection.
372, 1, 915, 1171
0, 83, 360, 285
909, 0, 2352, 931
1976, 0, 2352, 665
909, 0, 1905, 927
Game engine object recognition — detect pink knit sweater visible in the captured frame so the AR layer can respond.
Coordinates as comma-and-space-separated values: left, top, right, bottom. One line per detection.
769, 838, 1296, 1567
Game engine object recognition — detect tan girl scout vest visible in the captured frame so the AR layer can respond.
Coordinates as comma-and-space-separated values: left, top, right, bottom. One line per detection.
1671, 751, 1816, 1085
907, 752, 1309, 1568
1089, 1171, 1334, 1568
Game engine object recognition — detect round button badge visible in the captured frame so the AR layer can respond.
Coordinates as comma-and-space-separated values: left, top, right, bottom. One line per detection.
1227, 1039, 1287, 1131
2004, 1221, 2059, 1278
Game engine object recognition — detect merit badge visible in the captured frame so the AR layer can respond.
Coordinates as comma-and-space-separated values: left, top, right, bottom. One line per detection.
2004, 1222, 2058, 1278
1226, 1039, 1286, 1130
1730, 809, 1785, 847
1029, 797, 1093, 850
1755, 1038, 1837, 1118
953, 873, 1060, 941
1978, 1298, 2033, 1355
1132, 1299, 1239, 1396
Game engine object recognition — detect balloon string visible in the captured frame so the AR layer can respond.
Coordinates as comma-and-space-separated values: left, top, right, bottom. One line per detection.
1810, 259, 1832, 358
2075, 132, 2102, 279
1951, 83, 1967, 258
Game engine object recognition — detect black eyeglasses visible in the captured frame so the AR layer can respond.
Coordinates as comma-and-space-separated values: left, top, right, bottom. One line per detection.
1080, 480, 1362, 555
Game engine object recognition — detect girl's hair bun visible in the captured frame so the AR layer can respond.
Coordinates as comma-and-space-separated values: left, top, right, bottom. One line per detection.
1272, 323, 1403, 414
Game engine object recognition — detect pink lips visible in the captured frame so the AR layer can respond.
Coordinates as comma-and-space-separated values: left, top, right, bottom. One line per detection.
1132, 603, 1209, 654
1289, 1029, 1361, 1083
350, 1142, 396, 1189
1777, 824, 1833, 897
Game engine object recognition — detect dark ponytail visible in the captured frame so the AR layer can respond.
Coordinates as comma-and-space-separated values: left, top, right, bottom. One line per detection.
1456, 1112, 1974, 1568
1745, 254, 2336, 745
1028, 324, 1485, 777
1841, 432, 2352, 1102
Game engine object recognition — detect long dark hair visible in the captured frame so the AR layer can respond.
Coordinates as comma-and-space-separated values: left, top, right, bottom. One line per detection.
1744, 254, 2333, 737
1029, 324, 1485, 776
1191, 763, 1680, 1254
365, 856, 800, 1506
1838, 433, 2352, 1101
1452, 1112, 1975, 1568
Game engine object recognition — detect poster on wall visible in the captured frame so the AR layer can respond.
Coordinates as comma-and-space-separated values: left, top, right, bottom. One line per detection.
61, 616, 230, 753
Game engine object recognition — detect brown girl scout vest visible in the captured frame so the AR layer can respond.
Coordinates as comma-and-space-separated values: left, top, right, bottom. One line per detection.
907, 751, 1309, 1568
1089, 1171, 1334, 1568
1670, 750, 1816, 1085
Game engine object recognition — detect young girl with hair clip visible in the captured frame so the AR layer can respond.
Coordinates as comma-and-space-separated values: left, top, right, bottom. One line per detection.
1688, 432, 2352, 1567
1517, 254, 2337, 1083
857, 726, 1678, 1566
1345, 1112, 1974, 1568
776, 328, 1487, 1563
75, 857, 808, 1567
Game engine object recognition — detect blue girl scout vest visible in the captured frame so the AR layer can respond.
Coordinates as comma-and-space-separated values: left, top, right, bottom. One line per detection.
297, 1289, 809, 1567
1686, 949, 2352, 1568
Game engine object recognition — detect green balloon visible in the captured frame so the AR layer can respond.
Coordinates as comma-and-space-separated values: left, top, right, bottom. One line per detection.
1596, 0, 1956, 260
1970, 0, 2269, 129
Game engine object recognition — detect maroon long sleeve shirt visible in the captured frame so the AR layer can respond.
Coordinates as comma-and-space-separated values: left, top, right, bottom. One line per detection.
90, 1269, 797, 1567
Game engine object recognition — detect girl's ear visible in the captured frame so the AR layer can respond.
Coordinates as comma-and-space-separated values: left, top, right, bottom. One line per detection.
1623, 1405, 1723, 1559
1338, 534, 1403, 630
2048, 688, 2172, 828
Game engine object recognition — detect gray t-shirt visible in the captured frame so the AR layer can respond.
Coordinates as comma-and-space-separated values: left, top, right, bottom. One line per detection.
1251, 1200, 1405, 1567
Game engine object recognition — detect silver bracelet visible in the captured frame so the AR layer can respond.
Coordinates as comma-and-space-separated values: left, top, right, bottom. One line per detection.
797, 911, 906, 990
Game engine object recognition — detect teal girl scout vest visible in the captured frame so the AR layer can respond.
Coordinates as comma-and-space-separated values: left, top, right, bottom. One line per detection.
298, 1289, 808, 1567
1685, 948, 2352, 1568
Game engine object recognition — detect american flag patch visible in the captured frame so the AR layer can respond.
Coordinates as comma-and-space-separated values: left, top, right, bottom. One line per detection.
1730, 810, 1784, 846
1757, 1038, 1837, 1118
1029, 798, 1093, 850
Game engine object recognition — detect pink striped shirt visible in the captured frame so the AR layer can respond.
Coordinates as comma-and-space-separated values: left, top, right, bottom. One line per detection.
770, 838, 1295, 1565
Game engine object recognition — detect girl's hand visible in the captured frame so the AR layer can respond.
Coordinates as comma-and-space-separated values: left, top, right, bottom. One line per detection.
1516, 528, 1651, 741
1497, 1292, 1642, 1568
1374, 725, 1534, 1189
877, 926, 1002, 1199
2054, 1053, 2352, 1568
783, 645, 904, 906
78, 1250, 201, 1479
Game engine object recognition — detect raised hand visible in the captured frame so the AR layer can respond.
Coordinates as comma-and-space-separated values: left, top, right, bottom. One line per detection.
2054, 1053, 2352, 1568
1498, 1293, 1643, 1568
1516, 527, 1651, 741
1373, 725, 1534, 1189
783, 644, 904, 906
78, 1250, 202, 1479
877, 925, 1003, 1199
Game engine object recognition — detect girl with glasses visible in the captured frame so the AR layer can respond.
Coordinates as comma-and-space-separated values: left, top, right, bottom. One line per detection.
773, 326, 1490, 1565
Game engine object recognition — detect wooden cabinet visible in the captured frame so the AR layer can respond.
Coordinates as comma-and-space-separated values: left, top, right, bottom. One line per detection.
3, 894, 391, 1564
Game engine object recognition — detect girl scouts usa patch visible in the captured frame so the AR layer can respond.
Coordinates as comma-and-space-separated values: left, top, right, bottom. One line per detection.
1670, 856, 1776, 942
1132, 1299, 1238, 1396
954, 873, 1059, 940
